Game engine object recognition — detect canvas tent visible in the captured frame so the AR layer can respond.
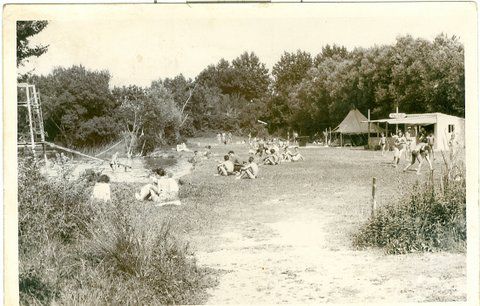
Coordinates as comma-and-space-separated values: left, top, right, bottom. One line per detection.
334, 108, 383, 134
333, 108, 383, 146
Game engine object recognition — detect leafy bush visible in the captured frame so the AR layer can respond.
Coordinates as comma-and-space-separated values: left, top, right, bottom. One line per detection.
76, 188, 210, 304
18, 158, 93, 304
353, 163, 466, 254
18, 159, 211, 305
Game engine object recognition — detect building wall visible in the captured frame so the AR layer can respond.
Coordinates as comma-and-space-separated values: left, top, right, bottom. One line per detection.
435, 114, 465, 150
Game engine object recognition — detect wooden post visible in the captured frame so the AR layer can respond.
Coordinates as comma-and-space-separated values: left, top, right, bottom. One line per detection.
340, 133, 343, 147
367, 109, 371, 149
329, 127, 332, 145
395, 106, 399, 134
371, 177, 377, 217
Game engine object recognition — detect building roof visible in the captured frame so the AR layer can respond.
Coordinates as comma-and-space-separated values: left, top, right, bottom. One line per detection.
367, 112, 464, 125
333, 108, 383, 134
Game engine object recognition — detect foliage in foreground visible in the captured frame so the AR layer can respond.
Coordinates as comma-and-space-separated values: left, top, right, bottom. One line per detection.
18, 159, 210, 305
353, 158, 466, 254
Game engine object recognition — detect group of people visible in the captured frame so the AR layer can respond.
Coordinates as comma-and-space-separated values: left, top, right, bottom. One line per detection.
216, 139, 305, 179
378, 128, 436, 175
217, 150, 259, 179
217, 132, 233, 145
92, 166, 181, 206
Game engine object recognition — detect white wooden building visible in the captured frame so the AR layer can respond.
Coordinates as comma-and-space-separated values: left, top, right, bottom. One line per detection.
369, 112, 465, 151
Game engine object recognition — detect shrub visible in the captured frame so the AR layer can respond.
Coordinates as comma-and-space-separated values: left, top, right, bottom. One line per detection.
18, 158, 94, 304
353, 157, 466, 254
18, 161, 211, 304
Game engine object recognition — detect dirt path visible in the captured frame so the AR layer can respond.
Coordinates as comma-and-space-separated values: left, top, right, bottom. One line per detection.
184, 146, 465, 303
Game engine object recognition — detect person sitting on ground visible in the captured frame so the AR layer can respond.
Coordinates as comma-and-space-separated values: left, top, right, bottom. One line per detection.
264, 149, 279, 165
188, 150, 201, 166
280, 146, 292, 162
237, 156, 259, 179
91, 174, 111, 202
288, 146, 305, 162
204, 145, 213, 158
403, 143, 433, 175
228, 150, 243, 172
135, 168, 180, 204
217, 154, 235, 176
236, 156, 259, 179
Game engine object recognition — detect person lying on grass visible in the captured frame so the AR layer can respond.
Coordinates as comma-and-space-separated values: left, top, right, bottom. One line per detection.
288, 146, 305, 162
264, 149, 279, 165
135, 168, 180, 203
403, 143, 433, 175
236, 156, 259, 179
217, 154, 235, 176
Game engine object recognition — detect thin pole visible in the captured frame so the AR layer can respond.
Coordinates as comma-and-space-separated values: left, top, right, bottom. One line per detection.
368, 109, 371, 149
371, 177, 377, 217
25, 86, 35, 153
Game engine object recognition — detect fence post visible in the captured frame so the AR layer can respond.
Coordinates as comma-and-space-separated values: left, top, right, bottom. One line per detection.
371, 177, 377, 218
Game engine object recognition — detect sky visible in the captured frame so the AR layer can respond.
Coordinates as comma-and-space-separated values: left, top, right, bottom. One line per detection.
18, 2, 474, 88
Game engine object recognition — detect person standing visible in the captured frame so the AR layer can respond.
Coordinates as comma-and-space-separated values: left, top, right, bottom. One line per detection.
379, 133, 387, 156
397, 131, 407, 165
426, 133, 435, 160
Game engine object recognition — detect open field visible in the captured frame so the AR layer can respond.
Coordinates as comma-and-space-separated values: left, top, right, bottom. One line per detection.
151, 140, 466, 304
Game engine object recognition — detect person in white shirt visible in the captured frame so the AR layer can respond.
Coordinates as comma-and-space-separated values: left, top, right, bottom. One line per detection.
135, 168, 180, 204
91, 174, 111, 202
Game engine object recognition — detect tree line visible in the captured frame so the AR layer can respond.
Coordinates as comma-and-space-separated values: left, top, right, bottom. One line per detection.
19, 21, 464, 152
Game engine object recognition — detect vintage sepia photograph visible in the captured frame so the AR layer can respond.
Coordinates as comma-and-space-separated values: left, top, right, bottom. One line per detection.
3, 2, 478, 305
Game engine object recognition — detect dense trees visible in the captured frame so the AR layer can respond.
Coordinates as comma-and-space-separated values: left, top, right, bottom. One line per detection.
266, 35, 464, 136
24, 34, 464, 151
31, 66, 119, 147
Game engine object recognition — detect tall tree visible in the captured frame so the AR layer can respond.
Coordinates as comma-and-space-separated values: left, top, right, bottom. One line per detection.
17, 21, 49, 67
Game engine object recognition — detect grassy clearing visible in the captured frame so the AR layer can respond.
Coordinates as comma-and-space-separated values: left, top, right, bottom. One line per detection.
18, 158, 213, 305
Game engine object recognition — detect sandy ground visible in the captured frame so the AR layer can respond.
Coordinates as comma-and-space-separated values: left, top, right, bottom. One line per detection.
179, 144, 466, 304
